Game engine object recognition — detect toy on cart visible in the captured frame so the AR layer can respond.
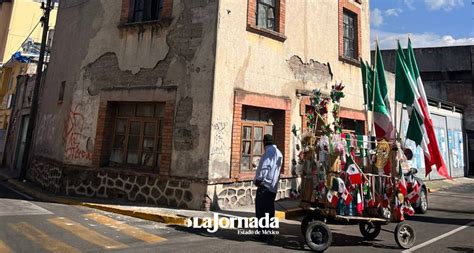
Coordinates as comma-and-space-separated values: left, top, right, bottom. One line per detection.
292, 86, 417, 252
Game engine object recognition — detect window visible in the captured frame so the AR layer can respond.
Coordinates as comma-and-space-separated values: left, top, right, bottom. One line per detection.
130, 0, 163, 23
256, 0, 276, 31
109, 103, 164, 169
240, 106, 274, 171
343, 10, 357, 60
341, 118, 365, 135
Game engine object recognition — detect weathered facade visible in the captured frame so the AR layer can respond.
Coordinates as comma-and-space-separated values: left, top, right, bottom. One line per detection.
27, 0, 370, 210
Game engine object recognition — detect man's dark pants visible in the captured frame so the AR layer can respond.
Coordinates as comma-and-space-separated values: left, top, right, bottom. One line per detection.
255, 185, 277, 239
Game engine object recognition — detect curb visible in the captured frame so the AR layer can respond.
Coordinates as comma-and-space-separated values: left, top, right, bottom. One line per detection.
7, 179, 189, 226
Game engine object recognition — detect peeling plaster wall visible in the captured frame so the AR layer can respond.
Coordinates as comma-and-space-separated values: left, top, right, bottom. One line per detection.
208, 0, 371, 180
34, 0, 219, 179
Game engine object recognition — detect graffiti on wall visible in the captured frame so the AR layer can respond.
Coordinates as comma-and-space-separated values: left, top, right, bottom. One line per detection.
210, 119, 229, 158
63, 104, 93, 161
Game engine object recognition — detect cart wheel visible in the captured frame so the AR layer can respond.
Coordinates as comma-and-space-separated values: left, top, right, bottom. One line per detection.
359, 222, 381, 240
394, 222, 416, 249
305, 221, 332, 252
301, 213, 322, 236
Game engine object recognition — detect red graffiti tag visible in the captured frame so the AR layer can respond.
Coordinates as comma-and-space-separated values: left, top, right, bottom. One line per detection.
63, 104, 93, 161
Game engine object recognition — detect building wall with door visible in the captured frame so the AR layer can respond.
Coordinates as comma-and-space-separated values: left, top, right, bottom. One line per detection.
28, 0, 370, 211
3, 74, 34, 171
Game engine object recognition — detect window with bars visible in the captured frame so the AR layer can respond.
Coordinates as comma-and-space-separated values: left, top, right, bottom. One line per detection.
240, 106, 274, 172
343, 9, 357, 60
109, 103, 164, 169
256, 0, 277, 31
131, 0, 164, 23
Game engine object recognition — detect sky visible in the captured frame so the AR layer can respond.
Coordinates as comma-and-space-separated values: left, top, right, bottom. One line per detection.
370, 0, 474, 49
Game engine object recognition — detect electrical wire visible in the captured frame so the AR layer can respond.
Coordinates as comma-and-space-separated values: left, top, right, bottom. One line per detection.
12, 19, 42, 54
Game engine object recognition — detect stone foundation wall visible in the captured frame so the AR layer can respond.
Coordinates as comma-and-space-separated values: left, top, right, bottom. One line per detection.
27, 158, 207, 210
211, 178, 293, 210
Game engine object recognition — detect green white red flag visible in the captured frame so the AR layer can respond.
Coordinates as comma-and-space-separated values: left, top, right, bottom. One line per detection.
406, 39, 450, 178
360, 44, 395, 140
395, 39, 449, 178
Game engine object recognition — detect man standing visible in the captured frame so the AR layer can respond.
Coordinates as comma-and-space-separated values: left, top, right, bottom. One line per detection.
254, 134, 283, 240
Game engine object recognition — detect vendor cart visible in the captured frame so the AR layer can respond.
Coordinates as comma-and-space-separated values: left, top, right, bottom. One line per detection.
292, 85, 418, 252
299, 175, 417, 252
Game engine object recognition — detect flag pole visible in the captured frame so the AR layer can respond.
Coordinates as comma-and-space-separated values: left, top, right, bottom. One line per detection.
370, 40, 378, 137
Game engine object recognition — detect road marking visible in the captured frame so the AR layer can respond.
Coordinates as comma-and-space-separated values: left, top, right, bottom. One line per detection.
84, 213, 167, 244
9, 222, 80, 253
49, 217, 128, 250
402, 221, 474, 253
0, 182, 34, 200
0, 239, 13, 253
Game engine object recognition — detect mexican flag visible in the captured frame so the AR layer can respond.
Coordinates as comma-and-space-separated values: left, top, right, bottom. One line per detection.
405, 39, 450, 179
327, 191, 339, 208
360, 45, 394, 140
344, 155, 363, 185
341, 189, 353, 206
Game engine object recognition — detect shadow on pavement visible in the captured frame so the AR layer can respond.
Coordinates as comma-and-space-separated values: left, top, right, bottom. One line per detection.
448, 247, 474, 253
169, 221, 399, 251
406, 215, 474, 226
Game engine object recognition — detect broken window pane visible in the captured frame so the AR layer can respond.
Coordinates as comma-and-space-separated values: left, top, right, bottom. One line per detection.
242, 141, 251, 155
141, 153, 154, 166
136, 104, 154, 117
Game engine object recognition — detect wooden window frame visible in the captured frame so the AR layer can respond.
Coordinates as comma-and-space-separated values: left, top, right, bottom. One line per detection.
338, 0, 361, 66
131, 0, 164, 23
342, 9, 357, 60
240, 121, 273, 173
247, 0, 286, 42
110, 102, 164, 171
256, 0, 277, 31
119, 0, 173, 26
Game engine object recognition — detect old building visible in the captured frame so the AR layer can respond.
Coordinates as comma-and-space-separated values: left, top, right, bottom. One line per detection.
377, 46, 473, 178
0, 0, 57, 161
26, 0, 370, 210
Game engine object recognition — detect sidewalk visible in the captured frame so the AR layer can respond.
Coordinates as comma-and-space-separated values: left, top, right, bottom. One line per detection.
0, 170, 300, 226
2, 167, 470, 226
424, 177, 474, 193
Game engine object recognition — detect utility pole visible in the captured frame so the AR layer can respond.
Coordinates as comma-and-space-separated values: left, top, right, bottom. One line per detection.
19, 0, 53, 180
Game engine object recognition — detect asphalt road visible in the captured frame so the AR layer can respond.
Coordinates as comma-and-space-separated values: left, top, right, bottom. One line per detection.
0, 180, 473, 253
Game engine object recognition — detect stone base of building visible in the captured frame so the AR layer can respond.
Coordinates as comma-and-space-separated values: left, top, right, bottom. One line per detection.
208, 179, 293, 210
27, 157, 294, 211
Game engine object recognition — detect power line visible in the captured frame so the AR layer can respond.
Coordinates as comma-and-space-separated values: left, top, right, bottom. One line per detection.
13, 19, 42, 53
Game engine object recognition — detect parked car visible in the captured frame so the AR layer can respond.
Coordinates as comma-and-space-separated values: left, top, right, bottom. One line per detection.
405, 168, 428, 214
